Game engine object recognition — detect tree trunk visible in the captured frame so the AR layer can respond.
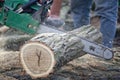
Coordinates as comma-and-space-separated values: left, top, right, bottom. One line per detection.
20, 25, 102, 78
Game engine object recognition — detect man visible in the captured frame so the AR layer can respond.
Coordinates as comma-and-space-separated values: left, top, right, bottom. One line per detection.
71, 0, 118, 48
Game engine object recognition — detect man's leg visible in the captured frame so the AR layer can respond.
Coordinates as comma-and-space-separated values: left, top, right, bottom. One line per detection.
94, 0, 118, 48
70, 0, 92, 28
45, 0, 65, 27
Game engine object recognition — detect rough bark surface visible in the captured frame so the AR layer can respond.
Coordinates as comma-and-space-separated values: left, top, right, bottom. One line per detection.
31, 25, 102, 69
20, 25, 102, 78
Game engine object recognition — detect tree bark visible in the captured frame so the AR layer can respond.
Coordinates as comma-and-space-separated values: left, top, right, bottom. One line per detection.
20, 25, 102, 78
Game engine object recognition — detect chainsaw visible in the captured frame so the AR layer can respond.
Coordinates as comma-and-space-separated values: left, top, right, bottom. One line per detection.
0, 0, 114, 60
0, 0, 54, 34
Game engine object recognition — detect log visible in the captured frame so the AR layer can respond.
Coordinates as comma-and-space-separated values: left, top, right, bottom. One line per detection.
0, 50, 20, 70
20, 25, 102, 78
0, 35, 32, 71
0, 35, 32, 51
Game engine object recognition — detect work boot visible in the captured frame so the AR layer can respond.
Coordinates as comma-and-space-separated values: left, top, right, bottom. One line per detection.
45, 16, 65, 27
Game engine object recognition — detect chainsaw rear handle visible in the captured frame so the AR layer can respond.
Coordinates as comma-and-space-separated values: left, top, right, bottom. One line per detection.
16, 0, 39, 13
22, 0, 39, 10
22, 0, 53, 9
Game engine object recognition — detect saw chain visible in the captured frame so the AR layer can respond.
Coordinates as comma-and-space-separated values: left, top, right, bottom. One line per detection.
80, 37, 113, 60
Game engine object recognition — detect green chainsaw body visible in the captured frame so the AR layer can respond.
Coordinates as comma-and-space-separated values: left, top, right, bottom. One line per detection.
0, 0, 49, 34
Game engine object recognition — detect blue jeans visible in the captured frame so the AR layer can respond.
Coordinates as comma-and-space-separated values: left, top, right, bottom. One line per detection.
71, 0, 118, 48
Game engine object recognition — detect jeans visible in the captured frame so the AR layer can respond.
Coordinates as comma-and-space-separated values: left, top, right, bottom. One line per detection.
71, 0, 118, 48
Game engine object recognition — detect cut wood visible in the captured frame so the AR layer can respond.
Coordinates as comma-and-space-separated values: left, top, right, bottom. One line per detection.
20, 42, 55, 78
20, 25, 102, 78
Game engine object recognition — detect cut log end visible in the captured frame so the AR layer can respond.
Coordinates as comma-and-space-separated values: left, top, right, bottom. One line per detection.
20, 42, 55, 78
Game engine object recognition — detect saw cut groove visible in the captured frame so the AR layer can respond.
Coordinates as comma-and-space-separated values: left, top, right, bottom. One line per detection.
35, 49, 42, 66
20, 42, 55, 78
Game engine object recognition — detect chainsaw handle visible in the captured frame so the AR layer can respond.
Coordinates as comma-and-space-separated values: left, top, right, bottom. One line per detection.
22, 0, 39, 10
